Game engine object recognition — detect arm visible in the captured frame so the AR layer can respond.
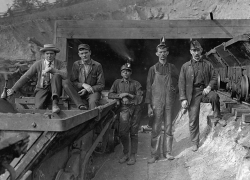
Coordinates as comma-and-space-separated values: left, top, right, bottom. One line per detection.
12, 62, 38, 92
171, 64, 179, 91
178, 65, 187, 101
207, 63, 217, 89
131, 81, 143, 105
108, 80, 120, 99
91, 64, 105, 92
145, 67, 154, 104
70, 62, 82, 89
53, 60, 67, 79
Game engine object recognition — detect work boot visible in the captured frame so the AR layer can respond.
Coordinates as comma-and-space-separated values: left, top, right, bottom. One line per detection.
218, 119, 227, 127
52, 98, 60, 113
165, 153, 175, 160
127, 154, 136, 165
147, 156, 159, 164
191, 144, 199, 152
119, 154, 129, 164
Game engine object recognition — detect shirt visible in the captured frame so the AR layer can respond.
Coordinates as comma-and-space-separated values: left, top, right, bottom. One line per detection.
79, 60, 92, 83
108, 78, 143, 105
145, 62, 179, 104
42, 60, 54, 86
191, 59, 205, 86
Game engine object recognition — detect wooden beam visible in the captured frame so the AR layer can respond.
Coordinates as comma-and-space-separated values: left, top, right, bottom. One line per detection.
55, 19, 250, 39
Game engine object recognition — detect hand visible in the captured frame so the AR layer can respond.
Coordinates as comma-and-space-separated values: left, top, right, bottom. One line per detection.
82, 83, 94, 94
122, 97, 129, 104
7, 89, 15, 96
181, 100, 188, 109
78, 89, 87, 96
119, 93, 128, 98
203, 86, 211, 95
42, 67, 53, 76
148, 106, 154, 117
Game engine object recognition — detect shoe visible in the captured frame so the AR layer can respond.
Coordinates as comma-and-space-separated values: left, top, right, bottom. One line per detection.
218, 119, 227, 127
119, 154, 129, 164
127, 154, 136, 165
191, 144, 199, 152
165, 153, 175, 160
79, 105, 88, 110
147, 156, 159, 164
52, 104, 60, 113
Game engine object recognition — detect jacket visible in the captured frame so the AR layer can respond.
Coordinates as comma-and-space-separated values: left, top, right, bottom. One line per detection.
70, 59, 105, 93
178, 57, 217, 104
12, 59, 67, 92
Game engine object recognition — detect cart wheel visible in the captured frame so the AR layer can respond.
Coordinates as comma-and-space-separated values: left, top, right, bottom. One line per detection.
241, 75, 249, 101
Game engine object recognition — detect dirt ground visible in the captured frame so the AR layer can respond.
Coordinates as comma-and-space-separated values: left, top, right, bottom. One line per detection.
91, 94, 248, 180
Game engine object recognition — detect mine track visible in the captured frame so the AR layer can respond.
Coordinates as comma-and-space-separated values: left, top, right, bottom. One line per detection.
217, 90, 250, 123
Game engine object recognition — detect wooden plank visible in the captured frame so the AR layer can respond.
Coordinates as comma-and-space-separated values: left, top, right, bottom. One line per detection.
55, 37, 67, 62
56, 27, 250, 39
55, 19, 250, 29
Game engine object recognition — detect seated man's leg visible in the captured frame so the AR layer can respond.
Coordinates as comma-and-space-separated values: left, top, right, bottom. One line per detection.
34, 86, 51, 109
87, 92, 101, 110
51, 74, 62, 113
62, 79, 88, 109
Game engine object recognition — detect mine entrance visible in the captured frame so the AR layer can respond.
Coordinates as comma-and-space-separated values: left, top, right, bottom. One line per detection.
67, 38, 229, 89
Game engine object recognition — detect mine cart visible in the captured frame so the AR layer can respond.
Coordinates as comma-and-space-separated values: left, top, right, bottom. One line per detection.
0, 91, 119, 180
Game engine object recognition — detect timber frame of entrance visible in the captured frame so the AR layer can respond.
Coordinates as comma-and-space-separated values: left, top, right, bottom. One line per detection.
54, 19, 250, 62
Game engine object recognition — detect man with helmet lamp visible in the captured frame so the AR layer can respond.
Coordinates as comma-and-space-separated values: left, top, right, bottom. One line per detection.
108, 63, 143, 165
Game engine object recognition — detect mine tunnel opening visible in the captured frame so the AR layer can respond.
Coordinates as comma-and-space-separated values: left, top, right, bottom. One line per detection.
67, 38, 230, 90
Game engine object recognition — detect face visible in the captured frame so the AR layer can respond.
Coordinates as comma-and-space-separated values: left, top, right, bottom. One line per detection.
121, 69, 132, 79
190, 48, 203, 61
156, 47, 169, 61
79, 49, 91, 62
44, 51, 56, 62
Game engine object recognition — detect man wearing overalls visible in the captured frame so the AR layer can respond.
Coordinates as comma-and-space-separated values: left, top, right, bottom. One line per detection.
146, 38, 179, 164
108, 63, 143, 165
179, 40, 226, 152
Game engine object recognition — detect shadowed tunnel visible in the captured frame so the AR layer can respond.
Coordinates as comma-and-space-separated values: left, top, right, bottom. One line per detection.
67, 38, 230, 90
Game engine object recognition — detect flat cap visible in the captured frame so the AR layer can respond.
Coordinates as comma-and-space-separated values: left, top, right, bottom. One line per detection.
190, 40, 202, 50
78, 44, 90, 51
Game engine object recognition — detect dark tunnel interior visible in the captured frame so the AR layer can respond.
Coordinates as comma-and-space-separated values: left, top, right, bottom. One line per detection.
67, 38, 230, 90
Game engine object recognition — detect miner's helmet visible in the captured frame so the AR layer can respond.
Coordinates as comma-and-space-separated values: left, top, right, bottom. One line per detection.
190, 40, 202, 50
121, 63, 132, 72
156, 36, 169, 50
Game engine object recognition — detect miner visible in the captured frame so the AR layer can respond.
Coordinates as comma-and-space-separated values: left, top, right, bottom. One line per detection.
146, 37, 179, 164
108, 63, 143, 165
7, 44, 67, 113
178, 40, 227, 152
62, 44, 105, 110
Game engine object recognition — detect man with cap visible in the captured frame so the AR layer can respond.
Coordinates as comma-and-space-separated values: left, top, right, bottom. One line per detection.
179, 40, 226, 152
62, 44, 105, 110
146, 37, 179, 164
7, 44, 67, 113
108, 63, 143, 165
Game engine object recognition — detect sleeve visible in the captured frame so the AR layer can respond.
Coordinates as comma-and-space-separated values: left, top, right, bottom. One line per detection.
92, 64, 105, 92
12, 62, 38, 92
108, 80, 120, 99
134, 81, 143, 105
145, 67, 154, 104
208, 63, 217, 89
178, 64, 187, 101
70, 62, 82, 89
172, 64, 179, 91
56, 61, 67, 79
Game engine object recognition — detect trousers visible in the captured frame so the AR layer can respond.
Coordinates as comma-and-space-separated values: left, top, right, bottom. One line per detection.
119, 104, 141, 154
188, 88, 221, 144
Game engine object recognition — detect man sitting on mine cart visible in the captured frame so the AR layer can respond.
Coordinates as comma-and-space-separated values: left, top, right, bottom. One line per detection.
7, 44, 67, 113
108, 63, 143, 165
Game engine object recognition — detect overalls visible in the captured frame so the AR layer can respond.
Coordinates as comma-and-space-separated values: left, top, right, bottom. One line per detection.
151, 64, 176, 157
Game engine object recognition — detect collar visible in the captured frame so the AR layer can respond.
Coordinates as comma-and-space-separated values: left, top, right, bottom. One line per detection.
44, 59, 54, 66
79, 59, 92, 65
121, 78, 131, 83
158, 60, 167, 66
